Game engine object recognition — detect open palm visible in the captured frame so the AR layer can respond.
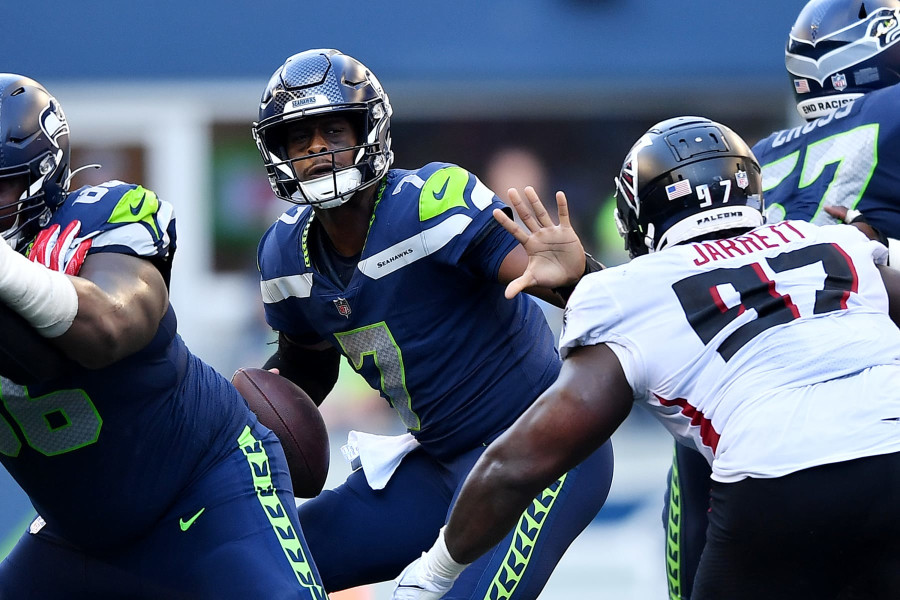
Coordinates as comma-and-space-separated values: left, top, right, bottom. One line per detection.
492, 186, 586, 299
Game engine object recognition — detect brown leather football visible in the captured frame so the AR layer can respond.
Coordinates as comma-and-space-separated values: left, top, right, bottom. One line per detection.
231, 367, 329, 497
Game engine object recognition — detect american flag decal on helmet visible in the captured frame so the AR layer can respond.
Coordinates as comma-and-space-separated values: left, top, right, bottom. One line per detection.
333, 298, 351, 318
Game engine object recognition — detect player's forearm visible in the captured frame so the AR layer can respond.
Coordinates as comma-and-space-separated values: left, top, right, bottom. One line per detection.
444, 463, 541, 564
263, 333, 340, 405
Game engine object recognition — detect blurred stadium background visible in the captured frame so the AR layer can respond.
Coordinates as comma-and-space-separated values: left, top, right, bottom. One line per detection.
4, 1, 807, 597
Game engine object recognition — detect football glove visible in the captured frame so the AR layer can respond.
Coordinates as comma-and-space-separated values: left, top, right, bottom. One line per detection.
28, 221, 92, 275
392, 528, 468, 600
392, 555, 458, 600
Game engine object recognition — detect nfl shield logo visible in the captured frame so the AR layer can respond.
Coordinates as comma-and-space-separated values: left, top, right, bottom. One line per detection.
735, 170, 749, 189
333, 298, 352, 318
831, 72, 848, 91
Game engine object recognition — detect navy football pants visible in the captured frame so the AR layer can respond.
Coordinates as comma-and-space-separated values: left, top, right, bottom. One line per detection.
298, 439, 614, 599
0, 421, 325, 600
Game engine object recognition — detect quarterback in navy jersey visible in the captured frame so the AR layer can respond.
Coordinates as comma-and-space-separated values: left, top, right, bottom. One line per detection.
0, 74, 325, 599
252, 49, 615, 598
664, 2, 900, 598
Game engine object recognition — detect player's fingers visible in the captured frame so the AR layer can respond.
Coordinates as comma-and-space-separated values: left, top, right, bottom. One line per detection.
64, 239, 92, 276
555, 191, 571, 227
28, 224, 60, 267
52, 221, 82, 272
523, 186, 555, 227
507, 188, 540, 233
823, 205, 849, 221
504, 272, 536, 299
492, 208, 530, 244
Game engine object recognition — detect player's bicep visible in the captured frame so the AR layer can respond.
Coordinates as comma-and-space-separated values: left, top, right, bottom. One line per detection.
56, 253, 168, 368
77, 252, 169, 320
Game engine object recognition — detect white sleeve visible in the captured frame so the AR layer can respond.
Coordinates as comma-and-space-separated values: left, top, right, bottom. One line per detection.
558, 270, 647, 396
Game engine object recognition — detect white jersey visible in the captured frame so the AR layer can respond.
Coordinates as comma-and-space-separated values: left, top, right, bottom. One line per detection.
561, 220, 900, 482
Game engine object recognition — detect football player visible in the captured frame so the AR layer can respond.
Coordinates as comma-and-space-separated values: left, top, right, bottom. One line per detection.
252, 49, 615, 599
664, 2, 900, 597
393, 116, 900, 600
0, 74, 326, 599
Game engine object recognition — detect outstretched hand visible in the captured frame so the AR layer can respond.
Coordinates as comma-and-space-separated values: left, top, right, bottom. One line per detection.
492, 186, 586, 299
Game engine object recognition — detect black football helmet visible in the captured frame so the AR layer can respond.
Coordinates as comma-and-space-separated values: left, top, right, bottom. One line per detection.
252, 49, 393, 209
0, 74, 71, 251
787, 0, 900, 120
614, 116, 764, 258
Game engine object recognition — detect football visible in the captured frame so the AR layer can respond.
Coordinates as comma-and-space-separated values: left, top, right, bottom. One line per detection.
231, 367, 329, 498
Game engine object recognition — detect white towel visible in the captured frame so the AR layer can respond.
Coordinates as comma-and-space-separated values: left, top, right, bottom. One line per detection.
341, 431, 421, 490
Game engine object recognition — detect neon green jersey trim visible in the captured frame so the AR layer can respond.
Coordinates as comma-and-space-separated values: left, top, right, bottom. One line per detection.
666, 445, 683, 600
238, 426, 326, 599
485, 473, 568, 599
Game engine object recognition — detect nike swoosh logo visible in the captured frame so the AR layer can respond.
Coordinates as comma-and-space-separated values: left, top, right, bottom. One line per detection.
130, 193, 146, 216
432, 177, 450, 201
179, 508, 205, 531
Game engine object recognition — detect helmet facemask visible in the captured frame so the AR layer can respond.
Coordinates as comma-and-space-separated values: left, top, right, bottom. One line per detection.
0, 173, 55, 252
255, 105, 389, 209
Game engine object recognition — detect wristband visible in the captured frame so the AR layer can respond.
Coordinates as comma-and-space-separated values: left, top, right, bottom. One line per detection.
845, 210, 889, 247
0, 237, 78, 338
552, 253, 605, 303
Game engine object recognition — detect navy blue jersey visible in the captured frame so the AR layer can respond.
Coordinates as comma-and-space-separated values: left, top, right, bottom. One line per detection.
753, 84, 900, 236
0, 181, 251, 550
258, 163, 561, 458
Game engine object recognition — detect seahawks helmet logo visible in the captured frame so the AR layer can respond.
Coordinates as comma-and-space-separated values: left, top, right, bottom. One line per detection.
40, 98, 69, 147
870, 10, 900, 46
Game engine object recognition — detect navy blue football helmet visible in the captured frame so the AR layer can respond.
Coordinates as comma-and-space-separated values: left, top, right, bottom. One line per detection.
252, 49, 393, 209
787, 0, 900, 120
614, 116, 764, 258
0, 74, 71, 251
